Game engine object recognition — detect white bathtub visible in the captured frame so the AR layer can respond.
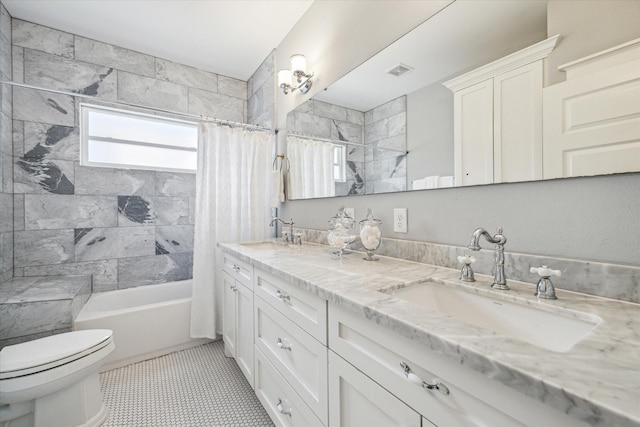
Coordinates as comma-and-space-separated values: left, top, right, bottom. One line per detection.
74, 280, 211, 372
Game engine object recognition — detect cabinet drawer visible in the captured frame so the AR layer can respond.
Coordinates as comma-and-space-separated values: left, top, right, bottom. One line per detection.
222, 252, 253, 289
255, 269, 327, 344
255, 348, 325, 427
329, 306, 588, 427
329, 350, 422, 427
255, 297, 328, 425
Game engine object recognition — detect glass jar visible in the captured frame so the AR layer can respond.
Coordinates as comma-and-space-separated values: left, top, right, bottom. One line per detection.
359, 209, 382, 261
327, 206, 357, 256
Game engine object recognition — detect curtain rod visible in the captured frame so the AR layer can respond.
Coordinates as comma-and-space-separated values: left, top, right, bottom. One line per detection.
1, 80, 275, 133
286, 131, 408, 154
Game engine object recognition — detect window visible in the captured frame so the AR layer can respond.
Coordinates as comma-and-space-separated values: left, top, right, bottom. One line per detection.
333, 144, 347, 182
80, 104, 198, 173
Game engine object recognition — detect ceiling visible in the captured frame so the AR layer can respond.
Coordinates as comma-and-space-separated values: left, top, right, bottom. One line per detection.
3, 0, 314, 81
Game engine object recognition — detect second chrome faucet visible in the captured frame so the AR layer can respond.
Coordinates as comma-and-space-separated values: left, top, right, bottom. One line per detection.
468, 227, 509, 290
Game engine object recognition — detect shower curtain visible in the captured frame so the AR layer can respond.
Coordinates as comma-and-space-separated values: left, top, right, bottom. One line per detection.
190, 123, 273, 339
287, 136, 336, 199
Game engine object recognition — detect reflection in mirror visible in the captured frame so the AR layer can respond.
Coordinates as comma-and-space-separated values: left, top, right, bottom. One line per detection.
286, 0, 549, 200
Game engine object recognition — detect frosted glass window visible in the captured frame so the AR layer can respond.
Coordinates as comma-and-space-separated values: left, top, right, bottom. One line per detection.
80, 104, 198, 173
334, 144, 346, 182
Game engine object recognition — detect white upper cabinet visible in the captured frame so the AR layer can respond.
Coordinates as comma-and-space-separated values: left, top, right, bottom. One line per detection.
445, 36, 559, 186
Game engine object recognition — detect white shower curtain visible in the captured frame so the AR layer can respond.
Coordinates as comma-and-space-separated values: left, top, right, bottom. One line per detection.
190, 123, 273, 339
287, 136, 336, 199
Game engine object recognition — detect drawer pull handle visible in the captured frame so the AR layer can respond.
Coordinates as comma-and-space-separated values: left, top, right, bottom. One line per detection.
400, 361, 450, 395
275, 290, 291, 302
276, 337, 292, 351
276, 398, 292, 417
232, 264, 241, 271
230, 284, 238, 292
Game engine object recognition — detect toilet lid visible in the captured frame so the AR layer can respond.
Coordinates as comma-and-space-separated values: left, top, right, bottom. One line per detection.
0, 329, 113, 375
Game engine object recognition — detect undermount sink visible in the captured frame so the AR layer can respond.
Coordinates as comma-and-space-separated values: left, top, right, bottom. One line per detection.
382, 280, 600, 352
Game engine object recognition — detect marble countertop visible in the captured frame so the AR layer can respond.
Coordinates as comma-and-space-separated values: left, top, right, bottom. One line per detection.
219, 241, 640, 427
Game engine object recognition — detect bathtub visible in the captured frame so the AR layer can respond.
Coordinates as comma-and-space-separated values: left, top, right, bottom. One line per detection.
75, 279, 211, 372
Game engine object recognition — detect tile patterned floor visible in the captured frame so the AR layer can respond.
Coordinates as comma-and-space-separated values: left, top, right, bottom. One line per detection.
100, 341, 274, 426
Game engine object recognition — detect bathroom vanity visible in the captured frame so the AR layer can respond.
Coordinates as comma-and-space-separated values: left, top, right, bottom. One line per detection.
218, 241, 640, 427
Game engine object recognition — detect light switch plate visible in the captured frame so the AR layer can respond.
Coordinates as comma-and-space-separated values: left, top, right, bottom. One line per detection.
394, 208, 407, 233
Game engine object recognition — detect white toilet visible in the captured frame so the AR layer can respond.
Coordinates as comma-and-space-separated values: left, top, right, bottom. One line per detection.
0, 329, 114, 427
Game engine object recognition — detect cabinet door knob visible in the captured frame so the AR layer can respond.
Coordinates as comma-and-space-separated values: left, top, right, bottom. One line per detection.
275, 290, 290, 302
276, 337, 292, 351
230, 284, 238, 292
400, 361, 450, 395
276, 398, 292, 416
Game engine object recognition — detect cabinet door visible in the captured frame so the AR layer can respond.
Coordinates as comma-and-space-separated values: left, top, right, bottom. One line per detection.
222, 271, 237, 358
236, 282, 255, 388
329, 351, 421, 427
454, 79, 494, 186
493, 60, 543, 183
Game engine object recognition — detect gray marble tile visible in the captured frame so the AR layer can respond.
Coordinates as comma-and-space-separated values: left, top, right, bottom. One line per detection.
13, 156, 73, 195
12, 120, 23, 157
12, 19, 74, 58
0, 275, 91, 303
117, 252, 192, 288
0, 152, 11, 193
247, 81, 275, 128
0, 81, 11, 118
13, 194, 24, 231
189, 197, 196, 225
74, 226, 155, 262
387, 112, 406, 138
155, 58, 218, 92
218, 75, 247, 100
118, 195, 189, 226
24, 49, 117, 99
374, 134, 407, 153
0, 299, 72, 339
14, 229, 74, 267
0, 3, 10, 41
14, 157, 74, 195
0, 231, 13, 274
314, 100, 347, 121
24, 259, 118, 291
291, 111, 331, 138
0, 328, 71, 349
188, 88, 244, 122
25, 194, 117, 229
331, 119, 363, 144
0, 112, 11, 155
13, 86, 75, 127
75, 36, 155, 77
155, 225, 194, 254
0, 31, 11, 78
345, 108, 365, 126
0, 192, 12, 233
118, 71, 188, 113
23, 121, 79, 162
75, 165, 155, 195
372, 177, 406, 193
367, 96, 406, 124
12, 46, 23, 83
155, 172, 196, 197
248, 50, 274, 97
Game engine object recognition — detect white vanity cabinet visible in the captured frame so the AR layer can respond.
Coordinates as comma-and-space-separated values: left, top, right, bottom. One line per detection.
328, 305, 589, 427
253, 268, 328, 427
444, 36, 558, 186
221, 254, 255, 388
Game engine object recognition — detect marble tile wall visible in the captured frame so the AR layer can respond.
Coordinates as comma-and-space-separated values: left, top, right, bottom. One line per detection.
286, 95, 407, 197
8, 17, 248, 291
293, 227, 640, 304
0, 2, 13, 283
247, 50, 275, 128
287, 99, 366, 196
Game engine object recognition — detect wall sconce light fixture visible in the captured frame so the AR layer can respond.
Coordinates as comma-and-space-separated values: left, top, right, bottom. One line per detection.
278, 54, 314, 95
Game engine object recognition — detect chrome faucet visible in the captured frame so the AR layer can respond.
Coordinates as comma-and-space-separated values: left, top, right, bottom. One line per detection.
468, 227, 509, 290
270, 217, 295, 243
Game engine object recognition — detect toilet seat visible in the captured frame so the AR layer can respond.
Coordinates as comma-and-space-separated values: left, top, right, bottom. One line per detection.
0, 329, 113, 380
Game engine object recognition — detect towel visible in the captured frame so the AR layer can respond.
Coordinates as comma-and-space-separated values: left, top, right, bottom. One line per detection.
425, 175, 440, 189
438, 176, 455, 187
270, 169, 285, 207
412, 179, 426, 190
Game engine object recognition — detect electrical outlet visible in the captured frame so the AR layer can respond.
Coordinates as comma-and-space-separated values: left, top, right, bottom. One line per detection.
394, 208, 407, 233
344, 207, 355, 219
